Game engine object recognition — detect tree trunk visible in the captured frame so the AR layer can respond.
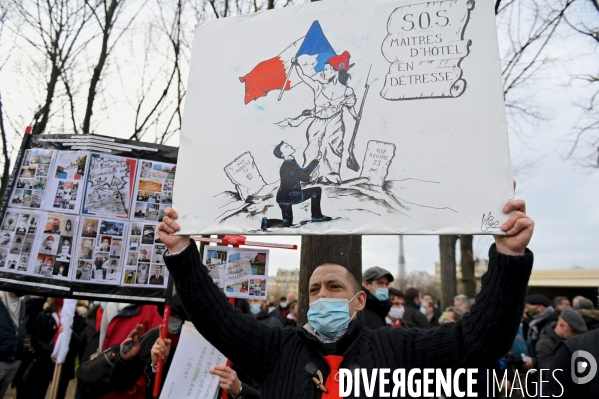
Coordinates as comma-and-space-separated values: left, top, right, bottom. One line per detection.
439, 235, 458, 310
32, 62, 61, 135
267, 0, 274, 9
0, 92, 10, 202
460, 234, 476, 298
297, 235, 362, 325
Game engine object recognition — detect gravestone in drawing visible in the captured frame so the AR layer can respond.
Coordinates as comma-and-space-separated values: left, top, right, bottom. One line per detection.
224, 152, 266, 201
360, 141, 396, 186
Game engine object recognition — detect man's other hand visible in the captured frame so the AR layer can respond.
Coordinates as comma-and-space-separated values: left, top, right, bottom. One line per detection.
158, 207, 190, 254
494, 199, 534, 256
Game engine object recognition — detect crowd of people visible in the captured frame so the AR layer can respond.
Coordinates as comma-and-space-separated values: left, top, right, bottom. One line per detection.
0, 200, 597, 398
1, 287, 598, 398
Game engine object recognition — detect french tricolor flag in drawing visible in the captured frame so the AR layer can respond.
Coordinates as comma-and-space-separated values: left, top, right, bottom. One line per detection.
239, 21, 336, 104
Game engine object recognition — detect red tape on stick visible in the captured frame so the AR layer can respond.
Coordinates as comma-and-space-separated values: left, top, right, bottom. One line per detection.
153, 305, 171, 398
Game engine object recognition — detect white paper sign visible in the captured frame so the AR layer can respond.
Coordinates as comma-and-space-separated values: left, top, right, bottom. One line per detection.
160, 323, 227, 399
173, 0, 513, 235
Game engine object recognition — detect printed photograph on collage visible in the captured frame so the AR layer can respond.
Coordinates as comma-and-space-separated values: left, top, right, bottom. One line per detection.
43, 151, 89, 213
82, 153, 137, 219
131, 160, 176, 222
9, 149, 56, 209
202, 247, 269, 299
0, 209, 42, 273
73, 217, 127, 284
123, 222, 167, 287
29, 212, 78, 280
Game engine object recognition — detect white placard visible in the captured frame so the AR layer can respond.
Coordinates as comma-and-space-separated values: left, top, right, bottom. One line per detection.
173, 0, 513, 235
160, 322, 227, 399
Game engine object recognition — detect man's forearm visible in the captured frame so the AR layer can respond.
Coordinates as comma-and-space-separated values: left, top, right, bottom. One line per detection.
164, 239, 279, 383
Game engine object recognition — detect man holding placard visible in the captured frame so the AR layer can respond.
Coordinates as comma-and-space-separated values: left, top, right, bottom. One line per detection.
159, 198, 534, 398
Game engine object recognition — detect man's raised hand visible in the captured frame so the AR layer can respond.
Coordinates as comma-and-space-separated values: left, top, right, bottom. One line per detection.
157, 207, 190, 254
494, 199, 534, 256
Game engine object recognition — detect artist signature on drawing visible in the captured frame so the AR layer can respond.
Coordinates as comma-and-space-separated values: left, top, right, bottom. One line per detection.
481, 212, 500, 232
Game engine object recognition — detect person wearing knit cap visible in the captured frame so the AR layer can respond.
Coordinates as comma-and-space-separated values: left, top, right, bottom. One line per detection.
158, 197, 535, 399
535, 308, 587, 369
524, 293, 560, 368
280, 51, 359, 183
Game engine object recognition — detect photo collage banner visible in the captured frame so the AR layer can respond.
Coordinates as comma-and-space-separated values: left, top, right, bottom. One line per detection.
202, 246, 269, 299
0, 134, 178, 302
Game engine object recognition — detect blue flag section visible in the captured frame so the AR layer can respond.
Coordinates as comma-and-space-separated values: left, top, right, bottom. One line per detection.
295, 21, 336, 72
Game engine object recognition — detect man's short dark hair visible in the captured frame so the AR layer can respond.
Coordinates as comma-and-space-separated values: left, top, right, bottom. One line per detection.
273, 141, 285, 159
554, 296, 569, 307
314, 262, 361, 293
404, 287, 420, 303
389, 288, 403, 299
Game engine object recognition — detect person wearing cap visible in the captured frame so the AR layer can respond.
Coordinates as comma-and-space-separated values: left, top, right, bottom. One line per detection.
535, 308, 587, 369
523, 293, 559, 366
544, 328, 599, 398
158, 197, 535, 399
282, 51, 359, 183
361, 266, 393, 329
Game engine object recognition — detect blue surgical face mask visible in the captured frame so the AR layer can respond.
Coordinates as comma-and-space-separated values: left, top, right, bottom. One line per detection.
420, 306, 428, 315
374, 288, 389, 301
250, 304, 261, 315
307, 293, 358, 339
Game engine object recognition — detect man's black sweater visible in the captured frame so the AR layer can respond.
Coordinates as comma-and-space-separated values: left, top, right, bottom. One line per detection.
165, 241, 533, 399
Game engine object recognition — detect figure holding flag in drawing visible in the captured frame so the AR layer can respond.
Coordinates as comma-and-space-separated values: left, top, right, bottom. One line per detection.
240, 21, 361, 183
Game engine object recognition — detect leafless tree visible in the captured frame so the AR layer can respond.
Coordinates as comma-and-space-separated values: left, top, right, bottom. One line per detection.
564, 0, 599, 167
82, 0, 145, 134
14, 0, 96, 135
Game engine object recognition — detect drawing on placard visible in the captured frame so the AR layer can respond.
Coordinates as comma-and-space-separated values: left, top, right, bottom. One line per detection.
0, 209, 42, 273
380, 0, 475, 101
9, 149, 55, 209
29, 212, 77, 279
44, 151, 88, 213
82, 153, 137, 218
132, 160, 176, 222
72, 217, 127, 284
211, 17, 461, 233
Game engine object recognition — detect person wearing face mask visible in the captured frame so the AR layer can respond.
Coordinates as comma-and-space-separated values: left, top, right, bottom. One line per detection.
386, 288, 405, 328
83, 223, 97, 237
157, 198, 535, 398
92, 255, 108, 280
273, 296, 290, 325
402, 287, 431, 329
534, 308, 587, 370
248, 299, 283, 328
361, 266, 393, 329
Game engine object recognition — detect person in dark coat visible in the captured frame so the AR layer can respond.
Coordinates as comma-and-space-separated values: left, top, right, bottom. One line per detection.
261, 141, 331, 230
361, 266, 393, 330
158, 198, 535, 399
535, 309, 587, 369
544, 328, 599, 398
402, 287, 431, 329
523, 294, 560, 366
249, 299, 283, 328
0, 291, 26, 398
110, 294, 260, 399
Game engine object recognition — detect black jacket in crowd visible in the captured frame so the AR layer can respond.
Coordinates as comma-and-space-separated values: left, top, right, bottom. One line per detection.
534, 321, 562, 370
165, 240, 534, 399
361, 288, 392, 330
545, 328, 599, 398
110, 326, 261, 399
402, 301, 431, 330
0, 296, 26, 361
